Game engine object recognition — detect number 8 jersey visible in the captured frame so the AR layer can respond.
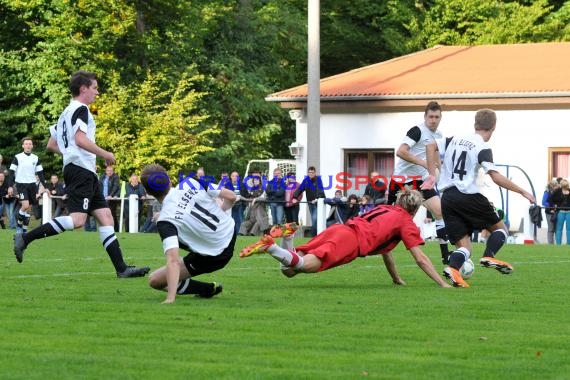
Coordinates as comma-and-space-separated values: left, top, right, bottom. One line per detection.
438, 132, 497, 194
49, 99, 97, 174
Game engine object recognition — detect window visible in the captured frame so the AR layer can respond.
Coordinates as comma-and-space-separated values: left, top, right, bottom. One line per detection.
549, 148, 570, 180
344, 149, 394, 197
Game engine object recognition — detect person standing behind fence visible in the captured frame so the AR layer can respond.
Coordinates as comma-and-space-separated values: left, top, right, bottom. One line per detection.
266, 168, 285, 225
551, 178, 570, 245
542, 179, 559, 244
228, 171, 244, 234
124, 173, 146, 232
292, 166, 325, 237
99, 165, 121, 232
284, 172, 302, 224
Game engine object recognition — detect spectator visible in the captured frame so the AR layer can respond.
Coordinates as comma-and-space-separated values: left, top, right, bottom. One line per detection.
266, 168, 285, 225
284, 172, 302, 224
551, 178, 570, 245
364, 171, 386, 205
0, 172, 9, 229
542, 179, 560, 244
344, 194, 360, 222
32, 174, 46, 220
124, 173, 147, 232
228, 171, 245, 234
0, 171, 17, 230
324, 190, 347, 226
238, 171, 269, 236
141, 198, 162, 233
46, 174, 67, 218
99, 165, 120, 231
0, 154, 7, 175
359, 194, 374, 216
292, 166, 325, 236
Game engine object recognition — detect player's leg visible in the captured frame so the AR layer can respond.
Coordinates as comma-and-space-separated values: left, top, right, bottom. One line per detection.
16, 195, 30, 233
423, 192, 450, 264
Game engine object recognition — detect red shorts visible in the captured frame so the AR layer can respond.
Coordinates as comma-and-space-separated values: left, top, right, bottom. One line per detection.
295, 224, 359, 272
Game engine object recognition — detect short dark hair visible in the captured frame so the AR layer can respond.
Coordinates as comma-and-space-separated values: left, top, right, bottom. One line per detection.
70, 71, 97, 97
424, 101, 442, 114
308, 166, 316, 172
141, 164, 171, 198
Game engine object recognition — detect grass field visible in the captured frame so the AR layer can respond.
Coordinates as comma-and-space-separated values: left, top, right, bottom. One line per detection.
1, 229, 569, 380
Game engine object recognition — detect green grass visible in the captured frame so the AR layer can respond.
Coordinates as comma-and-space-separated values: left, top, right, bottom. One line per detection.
1, 229, 569, 379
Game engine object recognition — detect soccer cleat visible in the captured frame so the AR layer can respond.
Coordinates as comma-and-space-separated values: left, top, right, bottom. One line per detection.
239, 235, 275, 258
116, 265, 151, 278
13, 233, 27, 263
196, 282, 223, 298
480, 257, 513, 274
443, 267, 470, 288
269, 223, 298, 238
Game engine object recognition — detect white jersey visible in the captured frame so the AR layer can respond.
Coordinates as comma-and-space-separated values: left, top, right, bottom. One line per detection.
51, 99, 97, 173
10, 153, 43, 184
394, 122, 444, 181
158, 177, 235, 256
438, 132, 497, 194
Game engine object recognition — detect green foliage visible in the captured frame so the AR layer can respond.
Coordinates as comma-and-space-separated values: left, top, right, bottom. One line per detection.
408, 0, 570, 49
2, 231, 570, 379
95, 70, 217, 178
1, 0, 569, 179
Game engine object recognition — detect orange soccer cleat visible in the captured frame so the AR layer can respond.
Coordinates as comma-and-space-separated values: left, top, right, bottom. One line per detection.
239, 235, 276, 258
269, 223, 298, 238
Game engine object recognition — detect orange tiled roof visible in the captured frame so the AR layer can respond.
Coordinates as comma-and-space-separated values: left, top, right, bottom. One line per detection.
266, 42, 570, 102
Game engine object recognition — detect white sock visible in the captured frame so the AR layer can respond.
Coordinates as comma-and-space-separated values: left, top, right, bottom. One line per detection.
280, 235, 295, 251
267, 244, 304, 269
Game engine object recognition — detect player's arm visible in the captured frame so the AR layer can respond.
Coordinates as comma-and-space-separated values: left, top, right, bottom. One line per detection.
75, 130, 116, 165
409, 246, 451, 287
396, 143, 426, 168
421, 141, 440, 190
487, 170, 536, 204
163, 246, 181, 304
157, 221, 183, 304
46, 137, 61, 154
381, 251, 406, 286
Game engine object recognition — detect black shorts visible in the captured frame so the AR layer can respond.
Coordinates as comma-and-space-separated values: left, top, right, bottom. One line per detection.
182, 232, 237, 277
15, 182, 38, 204
441, 186, 501, 244
63, 164, 108, 214
387, 179, 438, 205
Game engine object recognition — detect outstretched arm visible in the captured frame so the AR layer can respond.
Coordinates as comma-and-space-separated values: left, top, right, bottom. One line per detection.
409, 246, 451, 287
218, 187, 237, 211
488, 171, 536, 204
381, 251, 406, 285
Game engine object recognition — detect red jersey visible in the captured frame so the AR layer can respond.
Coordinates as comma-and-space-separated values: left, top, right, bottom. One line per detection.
346, 205, 424, 256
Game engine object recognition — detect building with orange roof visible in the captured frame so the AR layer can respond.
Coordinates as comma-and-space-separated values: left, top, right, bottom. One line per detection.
266, 42, 570, 242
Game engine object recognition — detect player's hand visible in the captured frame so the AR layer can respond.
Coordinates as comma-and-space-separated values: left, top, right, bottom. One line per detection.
162, 297, 175, 304
522, 191, 536, 204
420, 175, 436, 190
104, 152, 116, 166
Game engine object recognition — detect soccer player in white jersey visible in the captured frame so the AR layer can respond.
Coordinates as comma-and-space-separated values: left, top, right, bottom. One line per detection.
140, 164, 237, 304
13, 71, 150, 278
8, 137, 47, 233
387, 101, 450, 264
422, 109, 535, 287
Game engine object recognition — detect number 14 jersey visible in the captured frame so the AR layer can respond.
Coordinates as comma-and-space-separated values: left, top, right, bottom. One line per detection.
438, 132, 497, 194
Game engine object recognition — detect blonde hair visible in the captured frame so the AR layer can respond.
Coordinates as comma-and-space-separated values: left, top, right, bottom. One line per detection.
395, 187, 424, 216
561, 179, 569, 189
